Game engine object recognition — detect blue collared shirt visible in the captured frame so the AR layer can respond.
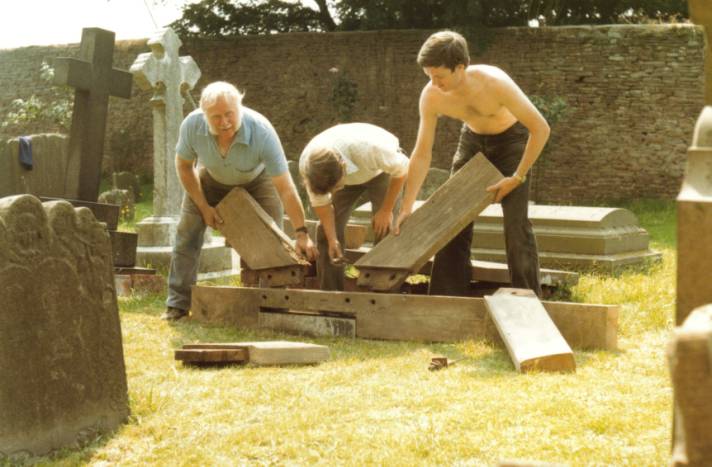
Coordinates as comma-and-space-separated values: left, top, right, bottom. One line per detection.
176, 106, 288, 185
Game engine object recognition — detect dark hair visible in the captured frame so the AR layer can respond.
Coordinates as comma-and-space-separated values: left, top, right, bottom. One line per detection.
302, 147, 344, 195
417, 30, 470, 71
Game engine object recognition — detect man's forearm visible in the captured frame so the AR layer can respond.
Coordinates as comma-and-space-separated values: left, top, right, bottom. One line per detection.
177, 164, 209, 211
281, 190, 308, 230
402, 152, 432, 210
313, 204, 337, 245
515, 126, 550, 177
379, 175, 406, 213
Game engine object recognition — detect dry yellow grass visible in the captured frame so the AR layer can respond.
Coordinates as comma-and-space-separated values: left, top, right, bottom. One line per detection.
27, 201, 676, 466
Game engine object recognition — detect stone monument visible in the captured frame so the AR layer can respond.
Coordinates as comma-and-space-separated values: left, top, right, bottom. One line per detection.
53, 28, 132, 202
130, 28, 233, 275
0, 195, 128, 457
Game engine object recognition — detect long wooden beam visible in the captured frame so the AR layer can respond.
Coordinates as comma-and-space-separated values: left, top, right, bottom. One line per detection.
191, 286, 617, 350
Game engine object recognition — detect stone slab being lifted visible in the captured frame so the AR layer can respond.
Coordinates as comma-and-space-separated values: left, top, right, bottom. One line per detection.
175, 341, 329, 366
355, 153, 503, 291
216, 187, 309, 287
484, 288, 576, 373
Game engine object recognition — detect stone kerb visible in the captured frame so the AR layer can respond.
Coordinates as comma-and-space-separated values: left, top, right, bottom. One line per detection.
0, 195, 128, 457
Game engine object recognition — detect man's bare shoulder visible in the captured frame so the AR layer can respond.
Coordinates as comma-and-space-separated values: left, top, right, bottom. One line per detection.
467, 64, 511, 84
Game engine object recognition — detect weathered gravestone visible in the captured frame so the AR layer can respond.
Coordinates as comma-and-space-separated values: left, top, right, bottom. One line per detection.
130, 28, 233, 275
0, 195, 128, 457
53, 27, 132, 202
98, 188, 135, 222
112, 171, 142, 201
0, 134, 78, 199
677, 106, 712, 325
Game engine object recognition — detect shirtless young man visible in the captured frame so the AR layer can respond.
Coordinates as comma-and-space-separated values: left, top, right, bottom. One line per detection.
395, 30, 550, 297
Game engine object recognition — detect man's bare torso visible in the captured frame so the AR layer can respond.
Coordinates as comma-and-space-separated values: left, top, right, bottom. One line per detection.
426, 65, 517, 135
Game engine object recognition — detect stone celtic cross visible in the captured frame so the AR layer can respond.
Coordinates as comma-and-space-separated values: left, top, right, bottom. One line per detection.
130, 28, 201, 217
54, 28, 133, 202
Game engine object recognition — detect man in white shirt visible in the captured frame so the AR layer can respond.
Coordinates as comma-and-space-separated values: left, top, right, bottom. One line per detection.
299, 123, 409, 290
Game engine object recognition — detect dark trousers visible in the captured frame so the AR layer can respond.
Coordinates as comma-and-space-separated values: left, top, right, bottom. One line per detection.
429, 122, 541, 297
317, 172, 392, 291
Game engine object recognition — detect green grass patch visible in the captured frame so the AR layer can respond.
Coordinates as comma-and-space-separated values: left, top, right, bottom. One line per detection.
29, 198, 677, 465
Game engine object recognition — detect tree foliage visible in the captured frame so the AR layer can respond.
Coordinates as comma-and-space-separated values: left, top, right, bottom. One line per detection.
170, 0, 689, 39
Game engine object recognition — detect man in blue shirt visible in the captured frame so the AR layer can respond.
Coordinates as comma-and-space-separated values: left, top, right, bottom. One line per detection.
164, 81, 317, 320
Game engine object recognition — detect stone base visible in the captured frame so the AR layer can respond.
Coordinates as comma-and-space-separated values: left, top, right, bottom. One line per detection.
472, 247, 662, 273
136, 216, 179, 247
136, 241, 235, 274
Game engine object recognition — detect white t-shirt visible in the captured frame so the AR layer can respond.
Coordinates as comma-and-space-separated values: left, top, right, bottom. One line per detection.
299, 123, 409, 207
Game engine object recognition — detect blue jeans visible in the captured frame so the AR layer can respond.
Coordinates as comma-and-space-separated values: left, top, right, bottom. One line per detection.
166, 169, 283, 311
429, 122, 541, 297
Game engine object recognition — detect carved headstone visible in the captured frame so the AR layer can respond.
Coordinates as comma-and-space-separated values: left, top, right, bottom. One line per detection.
112, 171, 142, 201
98, 188, 135, 222
0, 195, 128, 457
0, 134, 77, 199
129, 28, 233, 275
677, 106, 712, 324
53, 28, 133, 202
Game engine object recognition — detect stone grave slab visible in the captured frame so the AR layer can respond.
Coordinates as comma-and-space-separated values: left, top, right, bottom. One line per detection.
216, 187, 309, 287
175, 341, 329, 366
484, 288, 576, 373
0, 194, 128, 457
669, 304, 712, 466
355, 153, 503, 291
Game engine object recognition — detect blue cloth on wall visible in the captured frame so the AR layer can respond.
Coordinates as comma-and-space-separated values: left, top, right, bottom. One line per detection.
18, 136, 33, 170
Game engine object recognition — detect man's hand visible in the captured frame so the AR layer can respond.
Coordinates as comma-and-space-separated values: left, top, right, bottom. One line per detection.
486, 177, 522, 203
393, 205, 413, 236
200, 205, 224, 229
295, 232, 318, 261
372, 208, 393, 241
327, 239, 345, 265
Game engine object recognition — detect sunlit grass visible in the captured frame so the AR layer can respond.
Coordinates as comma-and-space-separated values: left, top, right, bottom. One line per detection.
28, 198, 677, 465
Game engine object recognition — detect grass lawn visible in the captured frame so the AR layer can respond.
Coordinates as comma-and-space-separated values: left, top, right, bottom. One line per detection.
36, 197, 676, 466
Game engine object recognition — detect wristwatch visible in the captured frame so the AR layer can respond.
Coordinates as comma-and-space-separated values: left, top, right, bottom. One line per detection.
295, 226, 309, 235
512, 172, 526, 184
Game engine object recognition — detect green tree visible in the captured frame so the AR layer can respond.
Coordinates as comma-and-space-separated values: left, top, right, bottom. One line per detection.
169, 0, 688, 39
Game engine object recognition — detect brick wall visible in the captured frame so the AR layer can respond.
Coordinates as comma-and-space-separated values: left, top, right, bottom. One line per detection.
0, 25, 704, 203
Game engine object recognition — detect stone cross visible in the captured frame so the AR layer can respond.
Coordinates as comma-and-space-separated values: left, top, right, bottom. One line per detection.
130, 28, 200, 217
54, 28, 133, 202
689, 0, 712, 105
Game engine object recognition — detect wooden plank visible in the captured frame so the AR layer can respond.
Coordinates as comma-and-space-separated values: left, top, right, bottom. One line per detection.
175, 348, 248, 364
191, 286, 618, 349
215, 187, 308, 270
355, 154, 503, 290
485, 289, 576, 373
